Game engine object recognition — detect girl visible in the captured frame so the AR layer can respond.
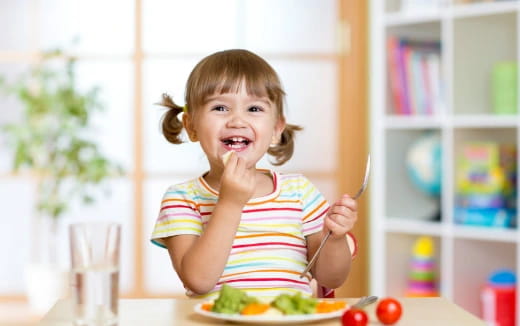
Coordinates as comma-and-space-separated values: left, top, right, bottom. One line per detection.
151, 49, 358, 300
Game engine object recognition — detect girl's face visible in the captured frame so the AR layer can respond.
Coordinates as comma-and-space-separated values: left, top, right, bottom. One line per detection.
184, 82, 285, 172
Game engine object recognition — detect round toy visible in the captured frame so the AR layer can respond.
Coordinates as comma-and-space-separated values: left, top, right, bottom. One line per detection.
406, 133, 442, 197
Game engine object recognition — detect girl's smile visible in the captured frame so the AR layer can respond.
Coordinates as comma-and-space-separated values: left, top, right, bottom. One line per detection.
221, 136, 252, 151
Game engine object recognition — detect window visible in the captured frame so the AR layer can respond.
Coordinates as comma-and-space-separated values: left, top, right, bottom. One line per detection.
0, 0, 341, 299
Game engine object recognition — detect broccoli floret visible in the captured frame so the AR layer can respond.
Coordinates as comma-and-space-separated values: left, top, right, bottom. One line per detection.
211, 284, 258, 314
271, 292, 317, 315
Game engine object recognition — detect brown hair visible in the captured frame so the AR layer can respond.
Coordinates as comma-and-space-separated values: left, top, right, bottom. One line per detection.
159, 49, 302, 165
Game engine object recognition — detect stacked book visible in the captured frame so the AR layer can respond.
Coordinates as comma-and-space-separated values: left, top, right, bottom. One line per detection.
455, 142, 517, 228
387, 36, 443, 115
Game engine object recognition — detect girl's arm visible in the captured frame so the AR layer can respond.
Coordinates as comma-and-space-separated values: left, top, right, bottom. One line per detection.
164, 198, 243, 294
164, 153, 255, 294
306, 195, 358, 289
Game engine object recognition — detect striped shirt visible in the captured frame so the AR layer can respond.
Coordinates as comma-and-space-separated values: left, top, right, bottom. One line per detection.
150, 170, 328, 301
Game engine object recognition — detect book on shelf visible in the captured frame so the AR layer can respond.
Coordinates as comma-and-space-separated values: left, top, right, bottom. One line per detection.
387, 36, 443, 116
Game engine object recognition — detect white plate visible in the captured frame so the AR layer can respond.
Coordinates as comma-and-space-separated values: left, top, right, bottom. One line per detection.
193, 303, 346, 324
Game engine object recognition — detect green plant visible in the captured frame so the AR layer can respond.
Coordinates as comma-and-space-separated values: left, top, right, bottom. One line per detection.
0, 50, 122, 220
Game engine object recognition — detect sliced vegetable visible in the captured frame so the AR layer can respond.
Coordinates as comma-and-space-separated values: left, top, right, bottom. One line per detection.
315, 300, 347, 313
201, 303, 213, 311
241, 303, 271, 315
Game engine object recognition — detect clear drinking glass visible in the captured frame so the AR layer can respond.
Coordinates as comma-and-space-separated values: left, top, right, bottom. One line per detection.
69, 222, 121, 326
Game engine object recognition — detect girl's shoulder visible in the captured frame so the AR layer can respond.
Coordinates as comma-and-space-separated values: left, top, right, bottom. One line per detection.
277, 172, 316, 192
277, 171, 313, 182
163, 177, 203, 199
165, 177, 197, 190
163, 174, 217, 201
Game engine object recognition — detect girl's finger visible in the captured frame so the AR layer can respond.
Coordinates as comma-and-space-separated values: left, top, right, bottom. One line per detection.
235, 155, 246, 175
325, 216, 345, 233
327, 213, 345, 226
329, 205, 350, 216
336, 197, 357, 211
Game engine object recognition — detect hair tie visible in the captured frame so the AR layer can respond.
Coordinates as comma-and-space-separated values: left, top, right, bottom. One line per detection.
183, 105, 188, 113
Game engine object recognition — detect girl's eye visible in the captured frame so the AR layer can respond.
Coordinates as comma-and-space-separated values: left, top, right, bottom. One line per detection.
212, 105, 227, 112
249, 106, 263, 112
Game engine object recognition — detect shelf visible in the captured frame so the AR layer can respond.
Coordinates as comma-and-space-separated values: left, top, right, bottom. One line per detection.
453, 224, 517, 243
385, 233, 442, 297
385, 12, 443, 26
370, 0, 520, 320
452, 238, 516, 316
384, 1, 519, 26
452, 115, 519, 128
452, 1, 519, 18
384, 218, 518, 242
453, 11, 517, 116
385, 115, 518, 128
385, 115, 444, 129
385, 218, 444, 236
385, 130, 442, 222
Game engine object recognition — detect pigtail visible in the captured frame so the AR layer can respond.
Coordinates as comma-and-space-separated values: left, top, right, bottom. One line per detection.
267, 123, 303, 166
158, 93, 185, 144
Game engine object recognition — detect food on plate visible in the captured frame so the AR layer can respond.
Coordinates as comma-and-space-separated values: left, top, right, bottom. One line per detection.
376, 297, 403, 325
211, 284, 258, 314
201, 302, 213, 311
221, 150, 234, 165
315, 300, 348, 313
204, 284, 347, 316
341, 308, 368, 326
271, 292, 317, 315
240, 303, 271, 315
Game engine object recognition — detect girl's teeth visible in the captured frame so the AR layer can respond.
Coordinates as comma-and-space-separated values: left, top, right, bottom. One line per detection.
229, 143, 246, 149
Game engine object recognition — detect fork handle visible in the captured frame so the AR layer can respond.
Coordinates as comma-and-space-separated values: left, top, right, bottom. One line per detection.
299, 191, 360, 278
351, 295, 378, 309
299, 230, 332, 277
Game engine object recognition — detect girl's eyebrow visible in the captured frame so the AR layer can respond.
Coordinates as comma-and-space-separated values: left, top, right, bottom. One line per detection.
249, 97, 272, 107
205, 94, 231, 102
256, 98, 272, 106
205, 94, 272, 106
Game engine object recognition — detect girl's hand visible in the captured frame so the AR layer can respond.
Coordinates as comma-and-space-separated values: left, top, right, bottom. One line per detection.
219, 151, 256, 207
323, 195, 358, 239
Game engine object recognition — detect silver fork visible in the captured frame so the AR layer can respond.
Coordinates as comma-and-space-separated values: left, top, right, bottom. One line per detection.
351, 295, 378, 309
300, 154, 371, 278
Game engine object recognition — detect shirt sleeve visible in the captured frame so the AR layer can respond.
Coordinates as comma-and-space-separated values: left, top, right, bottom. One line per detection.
150, 183, 202, 248
299, 176, 329, 237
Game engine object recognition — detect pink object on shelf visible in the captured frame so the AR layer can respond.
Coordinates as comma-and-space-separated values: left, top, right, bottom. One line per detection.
481, 269, 516, 326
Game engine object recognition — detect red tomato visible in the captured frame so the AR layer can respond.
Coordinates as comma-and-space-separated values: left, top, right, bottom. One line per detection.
341, 309, 368, 326
376, 297, 403, 325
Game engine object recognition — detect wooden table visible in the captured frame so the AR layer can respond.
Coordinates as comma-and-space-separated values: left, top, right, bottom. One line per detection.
37, 297, 485, 325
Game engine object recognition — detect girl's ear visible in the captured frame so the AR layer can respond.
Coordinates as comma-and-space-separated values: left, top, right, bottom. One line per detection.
182, 113, 198, 142
273, 116, 286, 144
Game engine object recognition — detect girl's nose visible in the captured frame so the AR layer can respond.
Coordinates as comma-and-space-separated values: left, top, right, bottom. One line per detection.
226, 112, 247, 128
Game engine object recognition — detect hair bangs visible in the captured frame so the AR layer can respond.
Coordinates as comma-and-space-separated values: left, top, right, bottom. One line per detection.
186, 49, 285, 112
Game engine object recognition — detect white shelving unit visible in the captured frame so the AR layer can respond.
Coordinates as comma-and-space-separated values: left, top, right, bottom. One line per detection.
369, 0, 520, 321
